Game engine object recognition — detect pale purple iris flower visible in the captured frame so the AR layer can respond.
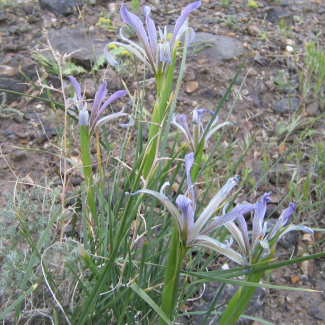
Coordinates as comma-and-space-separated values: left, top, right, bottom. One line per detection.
126, 152, 258, 266
104, 1, 201, 76
222, 194, 314, 263
172, 109, 233, 151
67, 76, 134, 135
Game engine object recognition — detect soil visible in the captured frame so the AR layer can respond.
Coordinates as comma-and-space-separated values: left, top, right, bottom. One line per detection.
0, 0, 325, 324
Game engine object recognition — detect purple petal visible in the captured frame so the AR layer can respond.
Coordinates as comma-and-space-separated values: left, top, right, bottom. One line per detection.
178, 115, 192, 141
252, 193, 272, 244
68, 75, 82, 102
143, 5, 158, 62
169, 1, 201, 46
202, 201, 260, 236
89, 81, 108, 127
176, 194, 194, 239
185, 152, 195, 207
120, 4, 154, 64
93, 90, 127, 126
269, 203, 296, 238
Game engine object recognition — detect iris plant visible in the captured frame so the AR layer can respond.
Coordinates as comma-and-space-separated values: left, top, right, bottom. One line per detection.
67, 75, 133, 136
224, 195, 314, 264
127, 152, 263, 266
104, 2, 201, 77
172, 109, 233, 152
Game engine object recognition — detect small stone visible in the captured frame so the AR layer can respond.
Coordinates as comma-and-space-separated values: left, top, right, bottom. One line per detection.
247, 25, 260, 36
285, 45, 294, 53
302, 233, 314, 245
290, 274, 300, 285
11, 150, 27, 161
273, 97, 300, 114
185, 81, 199, 93
200, 88, 217, 99
242, 89, 249, 96
70, 177, 82, 186
184, 65, 196, 81
305, 102, 320, 117
81, 78, 96, 98
8, 25, 19, 34
286, 39, 294, 46
254, 53, 269, 66
247, 68, 258, 76
279, 231, 298, 248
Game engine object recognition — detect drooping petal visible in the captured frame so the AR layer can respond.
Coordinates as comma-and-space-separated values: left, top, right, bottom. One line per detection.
189, 175, 239, 242
120, 3, 155, 66
143, 5, 158, 62
89, 82, 108, 127
169, 1, 201, 47
172, 114, 192, 144
92, 90, 127, 128
269, 203, 296, 239
185, 152, 195, 208
126, 182, 184, 233
275, 224, 314, 244
177, 114, 194, 149
205, 121, 234, 142
119, 114, 135, 128
104, 45, 119, 66
68, 75, 82, 102
194, 235, 250, 266
93, 107, 128, 132
202, 200, 259, 236
252, 193, 272, 245
176, 194, 194, 241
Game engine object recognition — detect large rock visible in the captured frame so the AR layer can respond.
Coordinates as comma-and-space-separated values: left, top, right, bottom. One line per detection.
47, 29, 109, 68
40, 0, 83, 16
188, 32, 243, 63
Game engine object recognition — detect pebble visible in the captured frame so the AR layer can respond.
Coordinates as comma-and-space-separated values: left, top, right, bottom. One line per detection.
254, 53, 269, 66
285, 45, 293, 53
305, 102, 320, 117
273, 97, 300, 114
290, 274, 300, 285
11, 150, 27, 161
70, 177, 82, 186
185, 81, 199, 93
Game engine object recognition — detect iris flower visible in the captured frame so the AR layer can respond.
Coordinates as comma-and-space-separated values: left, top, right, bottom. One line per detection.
67, 76, 133, 135
171, 109, 233, 151
223, 194, 314, 263
104, 1, 201, 76
126, 152, 266, 266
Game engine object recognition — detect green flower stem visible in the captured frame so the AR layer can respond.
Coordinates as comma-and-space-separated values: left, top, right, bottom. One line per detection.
159, 226, 187, 325
219, 255, 273, 325
143, 50, 177, 179
191, 142, 204, 181
79, 126, 97, 225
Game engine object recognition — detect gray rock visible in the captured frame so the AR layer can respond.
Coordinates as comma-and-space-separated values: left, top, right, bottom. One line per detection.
273, 97, 300, 114
40, 0, 83, 16
47, 29, 109, 68
189, 32, 243, 63
254, 53, 269, 66
11, 150, 27, 162
265, 7, 293, 25
305, 102, 320, 117
278, 231, 298, 249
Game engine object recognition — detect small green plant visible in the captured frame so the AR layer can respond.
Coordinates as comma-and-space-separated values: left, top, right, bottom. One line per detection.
247, 0, 258, 9
271, 70, 297, 93
33, 53, 87, 76
0, 92, 24, 119
96, 16, 115, 30
221, 0, 229, 7
131, 0, 140, 12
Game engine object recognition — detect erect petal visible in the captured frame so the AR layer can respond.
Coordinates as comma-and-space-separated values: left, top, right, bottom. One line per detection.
143, 5, 158, 62
193, 235, 250, 266
89, 81, 108, 127
158, 41, 172, 65
236, 214, 250, 255
269, 203, 296, 239
185, 152, 195, 208
68, 75, 82, 102
78, 109, 89, 126
92, 90, 127, 128
193, 109, 206, 125
225, 221, 247, 257
120, 3, 154, 66
252, 193, 272, 245
189, 176, 239, 242
126, 182, 184, 233
169, 1, 201, 46
176, 194, 194, 240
